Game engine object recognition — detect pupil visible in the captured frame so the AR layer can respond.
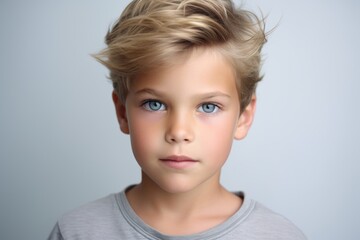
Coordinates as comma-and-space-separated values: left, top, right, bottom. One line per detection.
150, 101, 160, 110
204, 104, 214, 112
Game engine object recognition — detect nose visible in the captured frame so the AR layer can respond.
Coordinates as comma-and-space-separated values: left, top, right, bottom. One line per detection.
165, 111, 194, 144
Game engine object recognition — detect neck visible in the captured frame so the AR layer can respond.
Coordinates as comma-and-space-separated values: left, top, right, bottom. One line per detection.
125, 171, 242, 235
127, 171, 228, 217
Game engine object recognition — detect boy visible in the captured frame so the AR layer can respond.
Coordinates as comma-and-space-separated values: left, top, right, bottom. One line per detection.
48, 0, 306, 239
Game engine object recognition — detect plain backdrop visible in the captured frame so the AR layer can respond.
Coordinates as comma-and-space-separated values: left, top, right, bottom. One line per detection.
1, 0, 359, 239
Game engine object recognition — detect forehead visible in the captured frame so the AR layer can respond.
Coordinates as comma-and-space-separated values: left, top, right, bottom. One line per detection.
128, 48, 238, 97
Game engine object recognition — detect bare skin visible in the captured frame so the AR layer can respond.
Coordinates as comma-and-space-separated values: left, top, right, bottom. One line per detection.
113, 48, 256, 235
126, 174, 242, 235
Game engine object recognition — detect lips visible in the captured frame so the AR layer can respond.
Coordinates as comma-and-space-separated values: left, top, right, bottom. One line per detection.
159, 155, 198, 169
160, 155, 196, 162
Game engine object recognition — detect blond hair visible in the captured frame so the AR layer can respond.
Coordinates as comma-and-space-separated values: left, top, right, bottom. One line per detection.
95, 0, 267, 113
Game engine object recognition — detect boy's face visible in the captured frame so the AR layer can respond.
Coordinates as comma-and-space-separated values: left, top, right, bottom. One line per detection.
113, 49, 255, 194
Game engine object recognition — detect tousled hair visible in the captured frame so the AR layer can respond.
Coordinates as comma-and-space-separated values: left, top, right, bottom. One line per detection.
94, 0, 267, 113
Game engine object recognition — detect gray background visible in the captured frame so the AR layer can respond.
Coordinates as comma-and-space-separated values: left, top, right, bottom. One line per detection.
1, 0, 359, 239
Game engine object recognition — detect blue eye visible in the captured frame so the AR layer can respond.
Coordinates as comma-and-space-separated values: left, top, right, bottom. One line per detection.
142, 100, 166, 111
198, 103, 219, 113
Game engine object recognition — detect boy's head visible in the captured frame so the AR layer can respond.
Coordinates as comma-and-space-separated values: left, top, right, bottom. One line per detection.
95, 0, 267, 114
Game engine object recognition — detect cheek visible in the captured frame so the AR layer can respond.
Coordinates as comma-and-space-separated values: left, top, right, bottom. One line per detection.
198, 114, 237, 159
203, 131, 233, 162
128, 111, 163, 160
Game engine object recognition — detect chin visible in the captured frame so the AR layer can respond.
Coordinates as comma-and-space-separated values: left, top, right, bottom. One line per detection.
155, 178, 200, 195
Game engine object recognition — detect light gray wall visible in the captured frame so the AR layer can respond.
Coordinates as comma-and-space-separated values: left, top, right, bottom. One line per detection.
0, 0, 359, 239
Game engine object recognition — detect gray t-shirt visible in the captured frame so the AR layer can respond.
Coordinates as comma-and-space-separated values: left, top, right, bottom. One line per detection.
48, 188, 307, 240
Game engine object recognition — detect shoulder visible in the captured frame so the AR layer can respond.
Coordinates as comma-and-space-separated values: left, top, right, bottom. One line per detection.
242, 200, 307, 240
56, 194, 122, 239
60, 193, 118, 223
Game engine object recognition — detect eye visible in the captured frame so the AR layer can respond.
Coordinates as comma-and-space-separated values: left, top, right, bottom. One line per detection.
142, 100, 166, 111
198, 103, 219, 113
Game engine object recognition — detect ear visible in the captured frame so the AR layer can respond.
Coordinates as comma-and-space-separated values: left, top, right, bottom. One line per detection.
234, 95, 256, 140
112, 91, 129, 134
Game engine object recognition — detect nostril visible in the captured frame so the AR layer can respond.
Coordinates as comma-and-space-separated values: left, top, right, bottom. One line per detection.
167, 136, 192, 143
165, 120, 194, 143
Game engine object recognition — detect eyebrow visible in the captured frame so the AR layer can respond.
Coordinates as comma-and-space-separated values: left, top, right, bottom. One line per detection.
135, 88, 231, 99
199, 91, 231, 100
134, 88, 165, 97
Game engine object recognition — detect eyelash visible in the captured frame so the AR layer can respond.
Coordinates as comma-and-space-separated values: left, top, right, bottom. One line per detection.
197, 102, 220, 113
140, 99, 221, 114
141, 99, 166, 111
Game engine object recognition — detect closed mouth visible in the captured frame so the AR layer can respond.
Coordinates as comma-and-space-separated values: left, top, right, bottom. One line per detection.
160, 155, 198, 162
159, 155, 198, 169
